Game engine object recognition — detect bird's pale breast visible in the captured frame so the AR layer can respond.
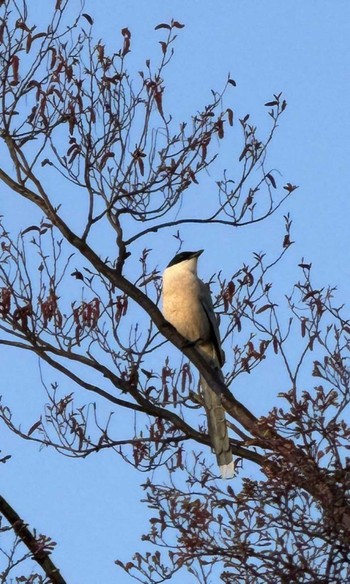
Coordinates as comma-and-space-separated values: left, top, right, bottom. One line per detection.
162, 268, 210, 342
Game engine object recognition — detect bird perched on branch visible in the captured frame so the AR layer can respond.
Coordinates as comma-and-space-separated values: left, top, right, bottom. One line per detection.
162, 250, 234, 479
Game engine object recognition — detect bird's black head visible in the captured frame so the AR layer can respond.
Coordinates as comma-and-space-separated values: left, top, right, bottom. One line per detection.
167, 250, 203, 268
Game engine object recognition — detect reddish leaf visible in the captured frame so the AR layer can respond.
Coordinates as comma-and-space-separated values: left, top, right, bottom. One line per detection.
0, 455, 11, 464
256, 304, 275, 314
227, 485, 234, 496
96, 44, 104, 62
303, 290, 320, 301
16, 20, 31, 32
10, 55, 20, 86
49, 47, 57, 69
222, 281, 235, 311
247, 341, 255, 354
56, 310, 63, 328
283, 183, 298, 192
181, 363, 191, 393
91, 298, 100, 325
312, 361, 321, 376
176, 446, 183, 468
137, 156, 145, 176
259, 340, 269, 355
241, 357, 250, 373
159, 41, 167, 55
0, 22, 5, 44
41, 157, 53, 168
115, 295, 128, 323
283, 234, 291, 248
227, 108, 234, 126
188, 168, 198, 184
0, 288, 11, 318
121, 27, 131, 38
21, 225, 40, 236
71, 270, 84, 281
121, 28, 131, 56
266, 173, 276, 188
155, 23, 171, 30
13, 304, 32, 331
99, 151, 115, 169
216, 119, 224, 139
82, 13, 94, 25
172, 21, 185, 28
68, 148, 80, 165
28, 420, 42, 436
32, 33, 46, 42
26, 33, 33, 53
239, 145, 249, 162
75, 323, 82, 346
163, 382, 169, 403
154, 88, 164, 117
141, 368, 154, 380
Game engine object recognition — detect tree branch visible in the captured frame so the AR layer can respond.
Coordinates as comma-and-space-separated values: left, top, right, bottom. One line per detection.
0, 495, 67, 584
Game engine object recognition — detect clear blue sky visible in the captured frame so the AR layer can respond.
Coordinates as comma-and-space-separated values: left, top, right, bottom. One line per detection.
2, 2, 350, 583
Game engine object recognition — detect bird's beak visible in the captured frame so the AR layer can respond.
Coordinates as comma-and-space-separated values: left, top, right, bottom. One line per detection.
192, 250, 204, 258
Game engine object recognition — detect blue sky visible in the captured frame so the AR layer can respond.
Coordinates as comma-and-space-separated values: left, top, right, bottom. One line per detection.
1, 2, 350, 583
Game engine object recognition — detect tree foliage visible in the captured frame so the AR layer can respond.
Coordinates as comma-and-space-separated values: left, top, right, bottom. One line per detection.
0, 1, 349, 583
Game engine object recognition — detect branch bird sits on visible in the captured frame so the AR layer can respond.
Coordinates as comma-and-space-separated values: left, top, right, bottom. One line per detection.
162, 249, 234, 479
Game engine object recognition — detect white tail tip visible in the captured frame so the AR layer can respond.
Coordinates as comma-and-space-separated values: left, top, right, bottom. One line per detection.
219, 460, 235, 479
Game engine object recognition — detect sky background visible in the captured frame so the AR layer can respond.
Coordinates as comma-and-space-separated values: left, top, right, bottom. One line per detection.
1, 1, 350, 583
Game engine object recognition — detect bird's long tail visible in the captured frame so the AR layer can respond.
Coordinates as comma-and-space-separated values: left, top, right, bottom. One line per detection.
200, 375, 234, 479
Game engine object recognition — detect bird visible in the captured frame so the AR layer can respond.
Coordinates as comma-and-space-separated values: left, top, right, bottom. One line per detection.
162, 249, 234, 479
